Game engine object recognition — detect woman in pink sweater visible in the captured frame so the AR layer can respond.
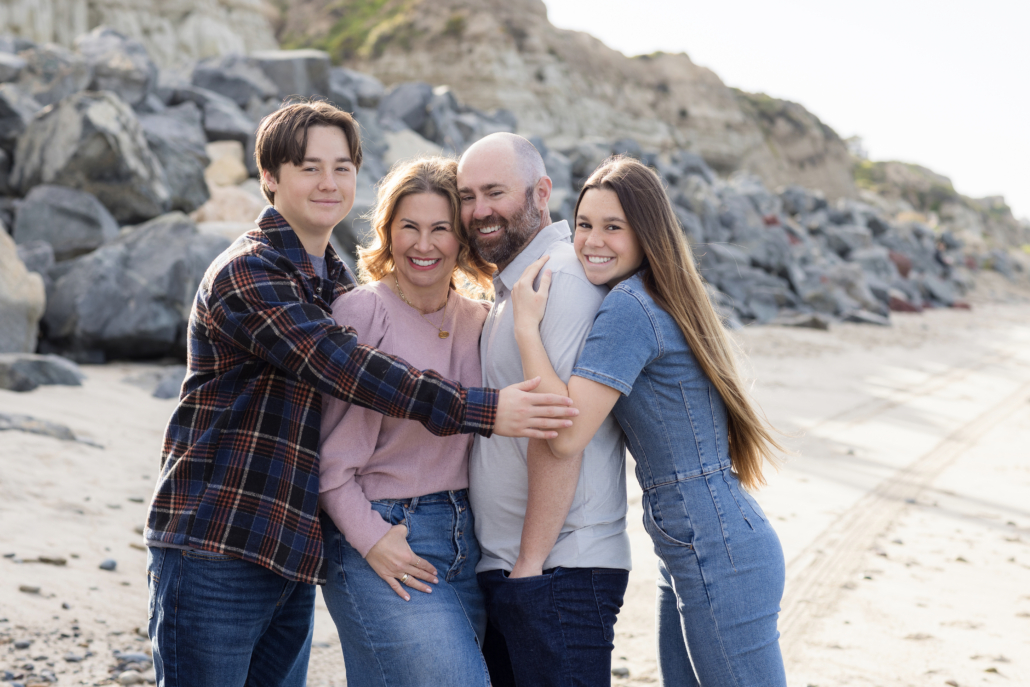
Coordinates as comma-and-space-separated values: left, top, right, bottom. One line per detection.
318, 157, 496, 686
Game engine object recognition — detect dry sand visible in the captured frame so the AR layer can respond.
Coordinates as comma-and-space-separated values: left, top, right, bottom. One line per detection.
2, 272, 1029, 686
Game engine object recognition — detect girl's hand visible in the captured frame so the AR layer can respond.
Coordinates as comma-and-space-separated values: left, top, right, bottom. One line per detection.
512, 255, 552, 333
509, 556, 544, 579
364, 524, 438, 601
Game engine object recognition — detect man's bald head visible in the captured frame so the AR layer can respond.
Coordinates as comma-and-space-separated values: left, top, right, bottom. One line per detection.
457, 133, 553, 270
459, 132, 547, 188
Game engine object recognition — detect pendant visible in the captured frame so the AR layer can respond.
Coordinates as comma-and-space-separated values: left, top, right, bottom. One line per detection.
439, 331, 450, 339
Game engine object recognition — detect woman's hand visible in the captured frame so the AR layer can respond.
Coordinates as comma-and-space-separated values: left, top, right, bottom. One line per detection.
364, 524, 438, 601
512, 255, 552, 334
494, 377, 577, 439
509, 556, 544, 579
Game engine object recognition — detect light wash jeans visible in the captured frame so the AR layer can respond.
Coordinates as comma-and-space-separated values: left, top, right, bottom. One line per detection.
147, 546, 315, 687
320, 490, 490, 687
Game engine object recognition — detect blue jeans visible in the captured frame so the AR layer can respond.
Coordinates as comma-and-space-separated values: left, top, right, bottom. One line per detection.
146, 547, 315, 687
320, 490, 489, 687
478, 566, 630, 687
645, 478, 787, 687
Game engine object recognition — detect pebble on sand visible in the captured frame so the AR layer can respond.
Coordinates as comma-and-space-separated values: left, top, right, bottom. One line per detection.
99, 558, 117, 571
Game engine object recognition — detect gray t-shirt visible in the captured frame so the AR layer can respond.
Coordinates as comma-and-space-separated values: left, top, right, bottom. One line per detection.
308, 253, 328, 280
469, 220, 631, 573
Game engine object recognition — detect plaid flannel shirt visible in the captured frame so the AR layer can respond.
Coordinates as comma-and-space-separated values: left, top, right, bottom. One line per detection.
146, 207, 498, 584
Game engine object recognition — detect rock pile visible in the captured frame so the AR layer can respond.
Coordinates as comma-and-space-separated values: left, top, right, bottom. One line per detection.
0, 26, 1025, 363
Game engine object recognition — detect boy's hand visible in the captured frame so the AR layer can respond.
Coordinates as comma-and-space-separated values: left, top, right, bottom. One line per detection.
494, 377, 578, 439
364, 524, 438, 601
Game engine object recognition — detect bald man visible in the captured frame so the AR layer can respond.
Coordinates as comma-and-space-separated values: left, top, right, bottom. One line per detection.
459, 133, 631, 687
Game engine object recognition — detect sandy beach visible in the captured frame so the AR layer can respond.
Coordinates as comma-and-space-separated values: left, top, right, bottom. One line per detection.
2, 273, 1029, 686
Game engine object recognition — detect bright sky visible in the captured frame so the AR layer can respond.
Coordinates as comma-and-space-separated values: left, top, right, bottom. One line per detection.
542, 0, 1030, 221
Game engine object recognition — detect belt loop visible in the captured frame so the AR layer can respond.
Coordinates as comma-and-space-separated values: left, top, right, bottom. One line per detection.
408, 495, 420, 511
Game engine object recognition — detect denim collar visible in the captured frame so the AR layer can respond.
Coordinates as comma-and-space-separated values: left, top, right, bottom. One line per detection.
496, 220, 571, 292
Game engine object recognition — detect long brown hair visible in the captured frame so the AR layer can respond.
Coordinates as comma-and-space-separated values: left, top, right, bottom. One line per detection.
358, 156, 494, 296
575, 156, 782, 489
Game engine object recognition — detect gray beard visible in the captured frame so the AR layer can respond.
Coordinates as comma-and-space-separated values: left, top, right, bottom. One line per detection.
470, 195, 542, 269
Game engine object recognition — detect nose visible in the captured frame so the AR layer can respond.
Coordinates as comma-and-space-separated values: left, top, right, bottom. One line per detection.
415, 229, 433, 253
472, 197, 492, 220
584, 227, 604, 247
318, 168, 338, 191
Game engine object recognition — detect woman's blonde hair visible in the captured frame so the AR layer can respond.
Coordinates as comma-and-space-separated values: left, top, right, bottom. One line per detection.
358, 156, 494, 296
575, 156, 782, 490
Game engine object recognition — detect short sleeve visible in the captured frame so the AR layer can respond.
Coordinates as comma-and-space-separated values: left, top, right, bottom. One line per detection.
572, 287, 660, 396
538, 271, 607, 382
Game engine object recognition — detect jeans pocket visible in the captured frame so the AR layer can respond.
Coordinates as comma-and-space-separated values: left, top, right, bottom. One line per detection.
643, 491, 694, 549
591, 569, 629, 644
740, 489, 768, 522
146, 547, 166, 620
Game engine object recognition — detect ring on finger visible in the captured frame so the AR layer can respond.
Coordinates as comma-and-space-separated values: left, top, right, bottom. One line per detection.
400, 573, 409, 584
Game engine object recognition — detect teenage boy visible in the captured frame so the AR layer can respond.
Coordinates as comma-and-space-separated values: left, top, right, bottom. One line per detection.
144, 102, 576, 686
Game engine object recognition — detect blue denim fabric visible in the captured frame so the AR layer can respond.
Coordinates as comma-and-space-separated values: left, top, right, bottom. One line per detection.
573, 273, 787, 687
320, 490, 490, 687
478, 567, 629, 687
146, 547, 315, 687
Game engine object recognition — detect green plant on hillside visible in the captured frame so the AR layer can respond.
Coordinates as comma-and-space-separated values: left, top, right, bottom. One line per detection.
444, 13, 466, 38
278, 0, 418, 62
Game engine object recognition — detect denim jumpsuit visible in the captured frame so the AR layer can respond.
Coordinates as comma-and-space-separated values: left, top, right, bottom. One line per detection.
573, 274, 787, 687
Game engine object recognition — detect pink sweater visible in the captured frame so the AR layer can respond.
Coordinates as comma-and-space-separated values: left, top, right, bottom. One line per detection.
319, 280, 489, 556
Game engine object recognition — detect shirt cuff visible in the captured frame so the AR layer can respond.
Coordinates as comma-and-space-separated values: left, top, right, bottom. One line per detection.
571, 367, 633, 396
319, 485, 392, 558
461, 386, 499, 438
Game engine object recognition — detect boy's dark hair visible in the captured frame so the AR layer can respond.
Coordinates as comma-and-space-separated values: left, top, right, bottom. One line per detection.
254, 100, 363, 204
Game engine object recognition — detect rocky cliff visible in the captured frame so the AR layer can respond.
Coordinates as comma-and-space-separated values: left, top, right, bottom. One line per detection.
273, 0, 857, 199
0, 0, 277, 67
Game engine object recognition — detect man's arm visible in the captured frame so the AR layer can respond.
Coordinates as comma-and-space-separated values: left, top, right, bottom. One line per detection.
511, 269, 604, 576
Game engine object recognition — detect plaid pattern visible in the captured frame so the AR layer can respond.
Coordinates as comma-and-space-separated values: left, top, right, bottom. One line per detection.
146, 207, 498, 584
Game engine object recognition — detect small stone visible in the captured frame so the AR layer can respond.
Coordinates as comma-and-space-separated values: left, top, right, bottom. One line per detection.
61, 602, 70, 609
18, 585, 40, 594
99, 559, 117, 571
3, 551, 15, 557
15, 639, 32, 649
611, 666, 630, 678
37, 556, 66, 566
117, 670, 145, 685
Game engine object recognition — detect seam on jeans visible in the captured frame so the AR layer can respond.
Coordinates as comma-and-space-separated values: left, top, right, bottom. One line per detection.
704, 471, 736, 571
168, 549, 183, 685
658, 542, 742, 687
550, 569, 573, 685
590, 571, 612, 644
646, 465, 734, 489
337, 534, 391, 684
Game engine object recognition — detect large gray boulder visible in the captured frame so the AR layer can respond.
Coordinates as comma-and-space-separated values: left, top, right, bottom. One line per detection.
74, 27, 157, 107
192, 54, 278, 109
16, 43, 92, 106
171, 85, 255, 143
251, 49, 330, 101
378, 82, 434, 132
138, 102, 210, 213
0, 83, 42, 150
11, 90, 171, 223
13, 185, 119, 261
0, 227, 45, 353
329, 67, 383, 109
0, 52, 27, 83
43, 212, 231, 360
0, 353, 83, 392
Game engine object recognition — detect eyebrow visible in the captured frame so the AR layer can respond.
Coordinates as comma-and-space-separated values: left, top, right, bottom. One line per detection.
302, 156, 352, 163
458, 182, 506, 194
398, 218, 452, 226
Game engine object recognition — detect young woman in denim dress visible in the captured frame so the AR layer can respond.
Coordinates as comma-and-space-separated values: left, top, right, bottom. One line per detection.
511, 156, 787, 686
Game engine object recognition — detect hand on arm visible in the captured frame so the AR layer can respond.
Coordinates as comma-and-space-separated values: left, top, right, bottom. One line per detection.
510, 439, 582, 577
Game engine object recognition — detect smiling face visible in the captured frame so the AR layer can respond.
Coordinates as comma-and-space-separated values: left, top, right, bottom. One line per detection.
574, 188, 645, 287
390, 192, 460, 302
458, 136, 550, 271
261, 125, 357, 253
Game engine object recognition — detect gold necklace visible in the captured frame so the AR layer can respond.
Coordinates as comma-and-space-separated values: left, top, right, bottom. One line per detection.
394, 275, 450, 339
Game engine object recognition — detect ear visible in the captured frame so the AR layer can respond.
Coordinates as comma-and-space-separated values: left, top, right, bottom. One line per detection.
535, 175, 553, 210
261, 167, 278, 192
